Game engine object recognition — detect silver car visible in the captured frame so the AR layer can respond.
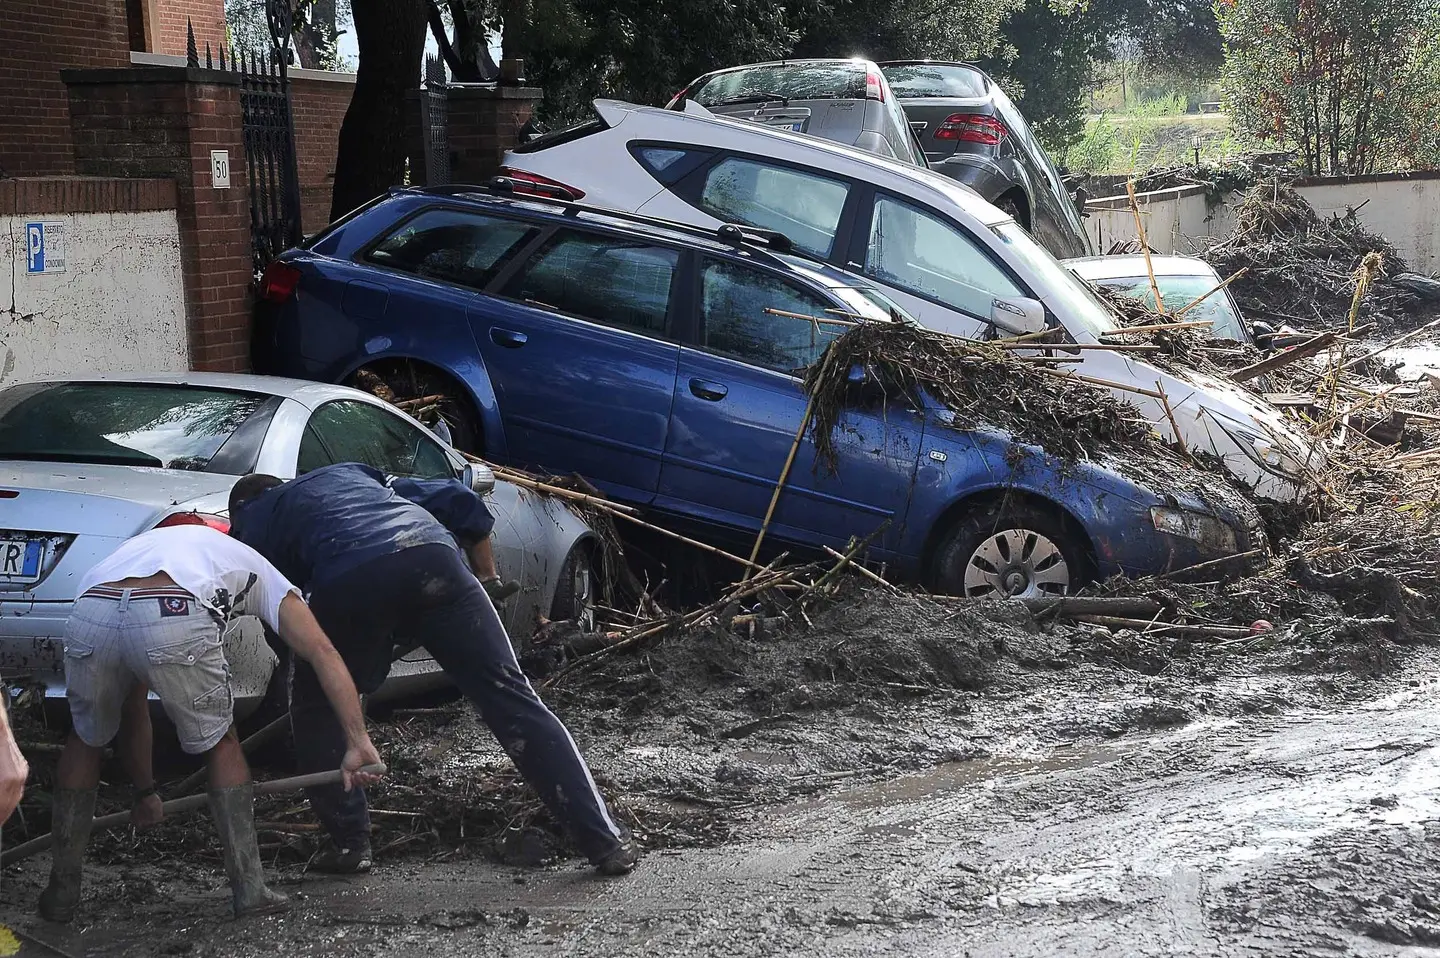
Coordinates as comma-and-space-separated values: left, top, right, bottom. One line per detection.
666, 58, 926, 166
0, 373, 598, 718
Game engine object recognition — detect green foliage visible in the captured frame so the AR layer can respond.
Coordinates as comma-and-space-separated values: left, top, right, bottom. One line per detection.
1218, 0, 1440, 174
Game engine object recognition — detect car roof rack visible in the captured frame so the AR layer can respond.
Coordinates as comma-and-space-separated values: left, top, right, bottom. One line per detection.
413, 179, 799, 257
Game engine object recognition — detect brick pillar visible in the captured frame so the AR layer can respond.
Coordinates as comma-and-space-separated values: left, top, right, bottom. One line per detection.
63, 65, 252, 372
446, 84, 543, 183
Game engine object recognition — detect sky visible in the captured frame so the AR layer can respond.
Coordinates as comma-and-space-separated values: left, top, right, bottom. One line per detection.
333, 27, 502, 76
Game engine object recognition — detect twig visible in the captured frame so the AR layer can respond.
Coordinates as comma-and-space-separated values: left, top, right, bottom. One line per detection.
821, 546, 901, 593
746, 390, 820, 578
1174, 267, 1249, 319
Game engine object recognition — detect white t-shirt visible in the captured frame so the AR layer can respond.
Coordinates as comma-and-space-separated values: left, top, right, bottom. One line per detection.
76, 525, 299, 633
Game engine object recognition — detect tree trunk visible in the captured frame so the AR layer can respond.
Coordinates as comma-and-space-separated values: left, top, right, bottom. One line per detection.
330, 0, 427, 221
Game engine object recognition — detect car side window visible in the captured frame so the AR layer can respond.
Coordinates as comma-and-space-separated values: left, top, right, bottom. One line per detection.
699, 259, 843, 373
697, 158, 849, 258
297, 400, 455, 479
865, 195, 1023, 317
367, 208, 538, 290
503, 230, 678, 335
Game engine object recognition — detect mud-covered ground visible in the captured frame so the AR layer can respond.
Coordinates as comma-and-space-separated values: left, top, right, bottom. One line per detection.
1, 583, 1435, 957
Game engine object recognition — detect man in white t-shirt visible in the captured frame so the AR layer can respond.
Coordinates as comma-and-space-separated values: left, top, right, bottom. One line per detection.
38, 524, 383, 923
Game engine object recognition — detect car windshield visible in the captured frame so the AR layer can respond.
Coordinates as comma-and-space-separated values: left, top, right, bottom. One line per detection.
691, 63, 866, 105
1091, 276, 1249, 342
880, 64, 987, 98
991, 223, 1119, 338
0, 382, 266, 470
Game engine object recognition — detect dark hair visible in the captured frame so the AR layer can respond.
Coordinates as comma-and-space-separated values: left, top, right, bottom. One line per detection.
228, 474, 284, 518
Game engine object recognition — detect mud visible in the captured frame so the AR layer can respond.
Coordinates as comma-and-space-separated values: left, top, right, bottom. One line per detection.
3, 587, 1435, 957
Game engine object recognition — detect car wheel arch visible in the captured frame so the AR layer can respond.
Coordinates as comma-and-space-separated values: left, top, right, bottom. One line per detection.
921, 487, 1097, 592
994, 186, 1032, 230
340, 355, 496, 457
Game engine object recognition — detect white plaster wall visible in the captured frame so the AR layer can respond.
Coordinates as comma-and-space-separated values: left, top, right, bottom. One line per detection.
1082, 176, 1439, 271
1295, 179, 1440, 274
0, 210, 188, 384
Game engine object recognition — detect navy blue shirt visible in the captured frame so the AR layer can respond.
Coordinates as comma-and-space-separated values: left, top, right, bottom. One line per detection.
230, 462, 496, 592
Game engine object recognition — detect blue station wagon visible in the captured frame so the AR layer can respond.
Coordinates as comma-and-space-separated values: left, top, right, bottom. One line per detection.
253, 185, 1264, 598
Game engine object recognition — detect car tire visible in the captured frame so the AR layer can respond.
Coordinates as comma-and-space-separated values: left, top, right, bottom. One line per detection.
931, 501, 1091, 599
550, 543, 597, 632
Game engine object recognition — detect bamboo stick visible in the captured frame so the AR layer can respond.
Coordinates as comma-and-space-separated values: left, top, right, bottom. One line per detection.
1072, 614, 1256, 638
995, 342, 1161, 352
460, 452, 640, 515
1154, 380, 1192, 461
764, 307, 860, 327
1337, 315, 1440, 373
1160, 548, 1265, 579
1174, 267, 1248, 319
1229, 331, 1338, 384
821, 545, 900, 593
1126, 180, 1166, 316
1032, 366, 1167, 400
1101, 320, 1212, 336
608, 506, 762, 571
745, 395, 816, 579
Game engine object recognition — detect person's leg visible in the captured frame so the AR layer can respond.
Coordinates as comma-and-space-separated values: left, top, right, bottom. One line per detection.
203, 727, 287, 916
291, 569, 400, 871
406, 546, 633, 870
41, 594, 129, 922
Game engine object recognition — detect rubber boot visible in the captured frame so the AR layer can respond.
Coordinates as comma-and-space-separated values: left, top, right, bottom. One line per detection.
209, 783, 289, 918
37, 788, 97, 922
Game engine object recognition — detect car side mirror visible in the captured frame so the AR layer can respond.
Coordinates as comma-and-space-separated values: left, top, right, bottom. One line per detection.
990, 296, 1047, 336
462, 461, 496, 495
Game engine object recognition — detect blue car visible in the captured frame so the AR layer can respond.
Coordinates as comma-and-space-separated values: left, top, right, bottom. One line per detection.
253, 185, 1263, 598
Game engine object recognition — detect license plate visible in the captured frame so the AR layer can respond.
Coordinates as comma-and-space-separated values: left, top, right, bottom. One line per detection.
0, 539, 43, 583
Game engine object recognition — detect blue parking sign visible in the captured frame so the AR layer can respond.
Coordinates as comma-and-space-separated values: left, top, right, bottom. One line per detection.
25, 221, 66, 274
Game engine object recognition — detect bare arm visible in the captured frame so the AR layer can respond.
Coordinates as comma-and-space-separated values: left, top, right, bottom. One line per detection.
0, 692, 28, 825
276, 593, 383, 791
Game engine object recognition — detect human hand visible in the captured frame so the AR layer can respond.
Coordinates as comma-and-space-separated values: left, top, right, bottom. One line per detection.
131, 791, 164, 828
341, 739, 386, 792
0, 732, 27, 825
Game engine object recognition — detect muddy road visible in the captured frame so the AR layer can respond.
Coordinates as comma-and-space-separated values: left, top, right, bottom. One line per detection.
4, 644, 1438, 958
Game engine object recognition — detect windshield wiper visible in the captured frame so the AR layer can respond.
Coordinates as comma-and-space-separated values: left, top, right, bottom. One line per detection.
708, 93, 792, 107
0, 451, 165, 467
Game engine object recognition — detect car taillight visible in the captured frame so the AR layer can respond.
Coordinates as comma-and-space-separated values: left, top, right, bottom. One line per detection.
156, 512, 231, 534
259, 260, 302, 304
934, 113, 1008, 145
496, 166, 586, 201
865, 69, 885, 102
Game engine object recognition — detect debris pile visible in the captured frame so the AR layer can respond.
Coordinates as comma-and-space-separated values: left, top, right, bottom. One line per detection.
1203, 183, 1431, 334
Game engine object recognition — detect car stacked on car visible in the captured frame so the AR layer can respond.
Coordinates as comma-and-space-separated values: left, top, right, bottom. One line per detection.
1, 51, 1317, 718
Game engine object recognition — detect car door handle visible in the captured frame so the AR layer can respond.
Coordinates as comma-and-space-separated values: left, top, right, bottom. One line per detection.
689, 379, 728, 401
490, 327, 528, 348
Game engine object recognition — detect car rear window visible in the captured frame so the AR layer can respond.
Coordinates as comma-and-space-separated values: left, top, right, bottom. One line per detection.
0, 383, 267, 471
690, 63, 866, 105
881, 64, 988, 98
367, 208, 538, 289
511, 117, 606, 154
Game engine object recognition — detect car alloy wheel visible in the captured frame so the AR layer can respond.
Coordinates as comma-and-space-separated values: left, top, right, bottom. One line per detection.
962, 527, 1071, 599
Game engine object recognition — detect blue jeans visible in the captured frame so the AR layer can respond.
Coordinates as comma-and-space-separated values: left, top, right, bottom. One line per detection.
291, 543, 626, 861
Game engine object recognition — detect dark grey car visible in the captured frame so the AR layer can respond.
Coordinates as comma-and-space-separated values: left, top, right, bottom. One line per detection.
667, 59, 926, 167
879, 60, 1092, 259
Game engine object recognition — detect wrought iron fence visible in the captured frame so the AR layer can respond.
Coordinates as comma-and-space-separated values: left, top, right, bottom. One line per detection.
187, 3, 303, 277
417, 54, 451, 186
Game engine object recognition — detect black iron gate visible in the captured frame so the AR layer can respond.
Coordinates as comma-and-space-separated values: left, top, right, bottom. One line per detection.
187, 1, 303, 277
417, 54, 451, 186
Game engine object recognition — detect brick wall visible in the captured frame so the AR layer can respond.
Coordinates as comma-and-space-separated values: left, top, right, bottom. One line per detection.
0, 0, 131, 177
0, 176, 176, 214
65, 65, 254, 372
447, 85, 542, 184
151, 0, 224, 58
290, 71, 355, 233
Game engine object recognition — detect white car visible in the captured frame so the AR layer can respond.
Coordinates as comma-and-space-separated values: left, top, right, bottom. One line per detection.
0, 374, 598, 718
500, 99, 1322, 501
1064, 254, 1252, 343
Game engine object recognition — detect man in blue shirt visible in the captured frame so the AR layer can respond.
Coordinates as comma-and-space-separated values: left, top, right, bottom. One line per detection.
228, 463, 636, 876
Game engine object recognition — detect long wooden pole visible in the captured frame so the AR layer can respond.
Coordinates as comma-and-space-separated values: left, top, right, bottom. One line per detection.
0, 764, 388, 866
1126, 180, 1166, 316
745, 395, 816, 580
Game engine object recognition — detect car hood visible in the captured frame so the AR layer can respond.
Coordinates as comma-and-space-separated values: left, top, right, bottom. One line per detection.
0, 461, 236, 537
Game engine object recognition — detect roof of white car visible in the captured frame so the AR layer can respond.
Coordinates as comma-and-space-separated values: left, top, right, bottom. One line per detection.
594, 99, 1010, 228
8, 372, 369, 410
1063, 254, 1221, 281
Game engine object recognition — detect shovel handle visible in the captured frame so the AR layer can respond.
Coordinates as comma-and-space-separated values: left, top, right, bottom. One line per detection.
0, 763, 389, 867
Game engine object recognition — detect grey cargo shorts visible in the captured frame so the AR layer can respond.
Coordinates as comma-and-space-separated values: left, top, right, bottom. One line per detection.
64, 586, 234, 754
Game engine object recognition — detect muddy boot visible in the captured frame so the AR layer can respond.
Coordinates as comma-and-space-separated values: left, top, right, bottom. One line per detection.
308, 837, 373, 875
209, 784, 289, 918
591, 834, 641, 877
37, 788, 97, 922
